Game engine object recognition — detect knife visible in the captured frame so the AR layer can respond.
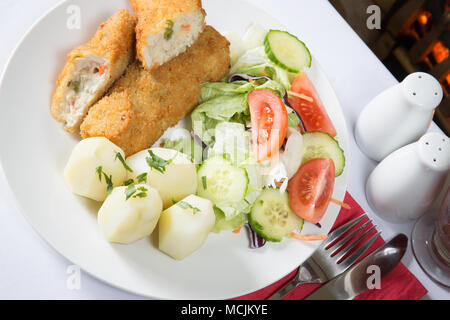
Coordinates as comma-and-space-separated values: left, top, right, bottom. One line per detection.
305, 233, 408, 300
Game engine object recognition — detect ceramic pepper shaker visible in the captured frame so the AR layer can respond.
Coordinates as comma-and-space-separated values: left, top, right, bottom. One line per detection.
366, 132, 450, 223
355, 72, 443, 162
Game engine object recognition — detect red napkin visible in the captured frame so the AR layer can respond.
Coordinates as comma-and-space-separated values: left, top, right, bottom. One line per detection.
233, 192, 428, 300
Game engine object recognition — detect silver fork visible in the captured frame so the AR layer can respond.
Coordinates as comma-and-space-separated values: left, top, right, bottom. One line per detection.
268, 214, 381, 300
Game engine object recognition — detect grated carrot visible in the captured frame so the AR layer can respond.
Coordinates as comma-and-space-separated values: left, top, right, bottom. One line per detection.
233, 226, 242, 234
290, 232, 328, 241
330, 198, 351, 210
287, 90, 314, 102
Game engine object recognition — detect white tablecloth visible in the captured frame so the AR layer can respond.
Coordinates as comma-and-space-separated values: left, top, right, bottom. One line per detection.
0, 0, 449, 299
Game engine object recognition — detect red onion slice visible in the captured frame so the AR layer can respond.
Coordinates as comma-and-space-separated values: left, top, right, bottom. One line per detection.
244, 223, 266, 249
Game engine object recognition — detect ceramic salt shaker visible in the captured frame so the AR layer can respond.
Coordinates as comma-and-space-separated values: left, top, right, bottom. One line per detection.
366, 132, 450, 223
355, 72, 443, 162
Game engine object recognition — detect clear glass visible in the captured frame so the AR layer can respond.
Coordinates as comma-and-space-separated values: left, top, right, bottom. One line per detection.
411, 187, 450, 287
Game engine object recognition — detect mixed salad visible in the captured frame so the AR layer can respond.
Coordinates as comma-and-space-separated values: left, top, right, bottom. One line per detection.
163, 24, 345, 247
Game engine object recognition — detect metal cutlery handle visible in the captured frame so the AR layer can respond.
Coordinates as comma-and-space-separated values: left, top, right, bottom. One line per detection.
267, 260, 324, 300
267, 277, 302, 300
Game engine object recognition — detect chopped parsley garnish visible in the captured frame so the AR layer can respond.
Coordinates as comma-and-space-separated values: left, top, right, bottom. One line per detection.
123, 172, 147, 187
146, 150, 174, 173
123, 179, 134, 186
115, 152, 133, 172
223, 153, 231, 161
164, 20, 174, 40
125, 183, 148, 200
201, 176, 207, 190
96, 166, 113, 195
125, 184, 136, 200
176, 201, 201, 215
104, 174, 114, 195
96, 166, 103, 181
172, 198, 178, 205
136, 172, 148, 183
133, 189, 148, 198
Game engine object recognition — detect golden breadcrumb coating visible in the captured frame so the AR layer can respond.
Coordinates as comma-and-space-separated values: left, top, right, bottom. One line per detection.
80, 26, 230, 156
51, 9, 136, 132
130, 0, 205, 69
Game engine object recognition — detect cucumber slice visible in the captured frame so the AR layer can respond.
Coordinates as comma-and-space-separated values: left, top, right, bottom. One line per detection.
249, 188, 303, 242
197, 156, 248, 204
302, 131, 345, 177
264, 30, 312, 73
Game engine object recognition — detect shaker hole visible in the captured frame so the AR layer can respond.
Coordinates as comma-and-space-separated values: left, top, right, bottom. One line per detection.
426, 142, 429, 145
419, 75, 422, 79
433, 159, 437, 162
439, 148, 442, 151
413, 92, 416, 96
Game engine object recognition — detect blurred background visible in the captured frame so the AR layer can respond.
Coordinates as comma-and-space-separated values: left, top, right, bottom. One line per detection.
330, 0, 450, 136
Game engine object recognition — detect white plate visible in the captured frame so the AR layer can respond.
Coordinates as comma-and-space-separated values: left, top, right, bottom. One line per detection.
0, 0, 349, 299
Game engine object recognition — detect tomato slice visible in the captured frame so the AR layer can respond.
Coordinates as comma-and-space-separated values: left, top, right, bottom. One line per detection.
248, 89, 288, 162
289, 73, 337, 137
288, 158, 335, 224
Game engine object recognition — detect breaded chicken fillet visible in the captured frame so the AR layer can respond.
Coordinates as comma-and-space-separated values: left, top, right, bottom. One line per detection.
80, 26, 230, 156
130, 0, 206, 70
51, 9, 136, 133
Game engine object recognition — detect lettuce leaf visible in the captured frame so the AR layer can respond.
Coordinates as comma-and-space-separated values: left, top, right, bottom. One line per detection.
199, 81, 251, 103
229, 46, 298, 90
212, 207, 248, 233
192, 95, 249, 145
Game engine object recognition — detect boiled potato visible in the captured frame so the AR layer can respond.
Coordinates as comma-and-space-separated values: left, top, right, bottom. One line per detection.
98, 185, 162, 244
126, 147, 197, 208
159, 195, 215, 260
64, 137, 127, 201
